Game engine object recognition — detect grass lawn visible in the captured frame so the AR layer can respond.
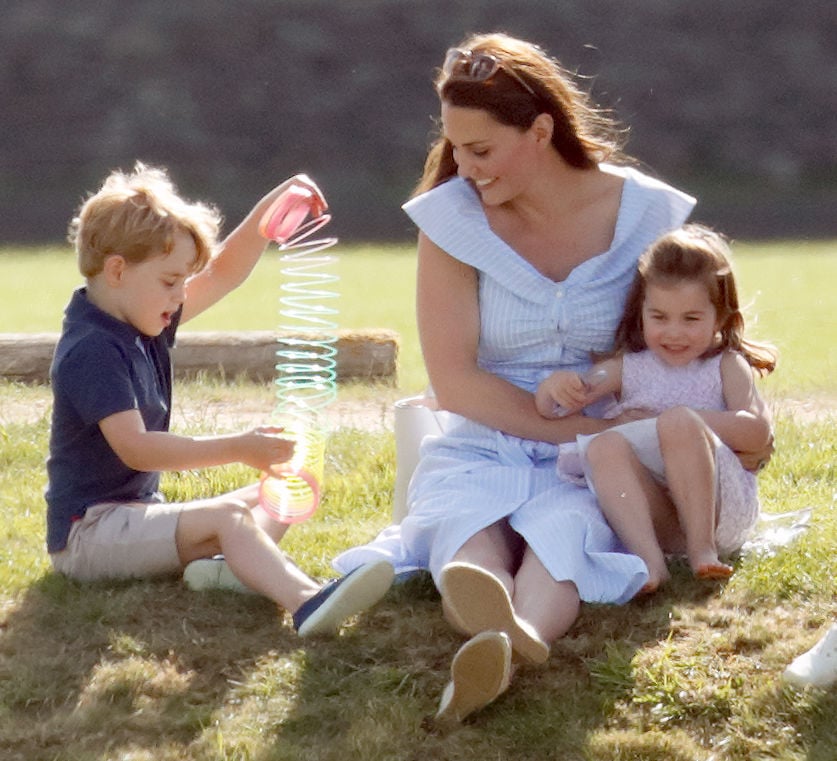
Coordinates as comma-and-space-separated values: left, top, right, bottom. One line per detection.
0, 242, 428, 395
3, 238, 835, 397
0, 241, 835, 760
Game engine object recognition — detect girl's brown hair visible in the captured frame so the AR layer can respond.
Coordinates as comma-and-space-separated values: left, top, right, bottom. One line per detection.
612, 224, 777, 376
414, 32, 627, 196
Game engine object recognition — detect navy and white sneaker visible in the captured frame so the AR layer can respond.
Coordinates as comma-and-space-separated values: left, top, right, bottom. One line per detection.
293, 561, 395, 637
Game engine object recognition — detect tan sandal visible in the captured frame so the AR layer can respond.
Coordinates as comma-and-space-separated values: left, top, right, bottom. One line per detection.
435, 631, 512, 725
439, 562, 550, 665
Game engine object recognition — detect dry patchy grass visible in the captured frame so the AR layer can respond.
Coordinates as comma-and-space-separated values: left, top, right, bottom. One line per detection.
0, 382, 834, 761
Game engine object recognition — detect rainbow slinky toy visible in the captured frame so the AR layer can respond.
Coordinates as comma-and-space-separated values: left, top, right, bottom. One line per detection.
256, 184, 338, 523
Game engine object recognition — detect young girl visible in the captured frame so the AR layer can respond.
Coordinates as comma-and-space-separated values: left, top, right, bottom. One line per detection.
535, 224, 777, 592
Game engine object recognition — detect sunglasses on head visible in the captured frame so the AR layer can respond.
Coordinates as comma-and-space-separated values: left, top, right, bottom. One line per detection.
442, 47, 536, 97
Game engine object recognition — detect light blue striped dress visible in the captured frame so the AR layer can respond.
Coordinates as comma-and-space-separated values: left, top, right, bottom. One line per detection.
334, 165, 695, 604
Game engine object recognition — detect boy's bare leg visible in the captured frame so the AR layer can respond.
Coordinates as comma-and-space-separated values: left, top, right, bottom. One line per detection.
586, 432, 670, 592
203, 482, 292, 543
657, 407, 732, 579
175, 491, 318, 612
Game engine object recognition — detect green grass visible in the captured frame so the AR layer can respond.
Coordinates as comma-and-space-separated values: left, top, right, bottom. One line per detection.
732, 240, 837, 397
0, 241, 835, 760
0, 395, 834, 761
0, 242, 428, 395
2, 239, 836, 397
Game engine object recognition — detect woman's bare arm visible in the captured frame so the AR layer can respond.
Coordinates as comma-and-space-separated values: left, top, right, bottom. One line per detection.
416, 232, 608, 444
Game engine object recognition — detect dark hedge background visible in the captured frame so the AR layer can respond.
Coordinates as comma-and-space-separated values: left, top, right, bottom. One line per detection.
1, 0, 835, 243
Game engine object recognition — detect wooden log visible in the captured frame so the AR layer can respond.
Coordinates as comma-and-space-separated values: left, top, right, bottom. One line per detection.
0, 330, 399, 384
0, 333, 58, 383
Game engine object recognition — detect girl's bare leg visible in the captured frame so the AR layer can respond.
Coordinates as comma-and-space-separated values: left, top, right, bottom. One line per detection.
657, 407, 732, 578
586, 432, 670, 592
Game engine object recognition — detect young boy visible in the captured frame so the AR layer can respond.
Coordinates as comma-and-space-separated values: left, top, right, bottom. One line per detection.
46, 163, 393, 636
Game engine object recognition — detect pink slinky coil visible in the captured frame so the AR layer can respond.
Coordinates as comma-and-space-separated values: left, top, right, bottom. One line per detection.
258, 464, 321, 524
258, 186, 331, 247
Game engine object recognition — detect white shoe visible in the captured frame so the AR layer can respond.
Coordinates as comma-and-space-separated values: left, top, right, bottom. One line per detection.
439, 562, 550, 665
435, 631, 512, 726
783, 623, 837, 688
183, 555, 253, 594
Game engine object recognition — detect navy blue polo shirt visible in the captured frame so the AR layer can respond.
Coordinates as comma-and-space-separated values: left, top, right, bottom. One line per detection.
45, 288, 181, 552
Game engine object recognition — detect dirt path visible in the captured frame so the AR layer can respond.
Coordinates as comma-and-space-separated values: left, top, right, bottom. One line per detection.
772, 395, 837, 425
0, 387, 400, 432
1, 388, 834, 430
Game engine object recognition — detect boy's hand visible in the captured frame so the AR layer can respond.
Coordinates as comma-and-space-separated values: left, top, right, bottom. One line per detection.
237, 427, 296, 473
262, 174, 328, 221
181, 173, 330, 325
288, 174, 328, 215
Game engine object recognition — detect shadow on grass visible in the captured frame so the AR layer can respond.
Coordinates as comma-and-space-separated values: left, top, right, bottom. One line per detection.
2, 567, 830, 761
802, 683, 837, 761
0, 572, 294, 760
250, 570, 719, 761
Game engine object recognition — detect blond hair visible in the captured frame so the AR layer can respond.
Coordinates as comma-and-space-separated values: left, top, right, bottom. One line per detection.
68, 162, 221, 277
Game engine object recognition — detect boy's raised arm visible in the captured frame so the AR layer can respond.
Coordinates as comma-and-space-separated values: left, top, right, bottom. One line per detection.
181, 174, 327, 323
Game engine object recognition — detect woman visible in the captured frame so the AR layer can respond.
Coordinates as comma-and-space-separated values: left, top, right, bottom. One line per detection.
336, 32, 767, 724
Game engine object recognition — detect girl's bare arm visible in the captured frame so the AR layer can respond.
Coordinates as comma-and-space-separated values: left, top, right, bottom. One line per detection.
696, 350, 773, 461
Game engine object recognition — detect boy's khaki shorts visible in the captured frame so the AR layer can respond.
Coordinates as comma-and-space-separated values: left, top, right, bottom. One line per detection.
50, 501, 183, 581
